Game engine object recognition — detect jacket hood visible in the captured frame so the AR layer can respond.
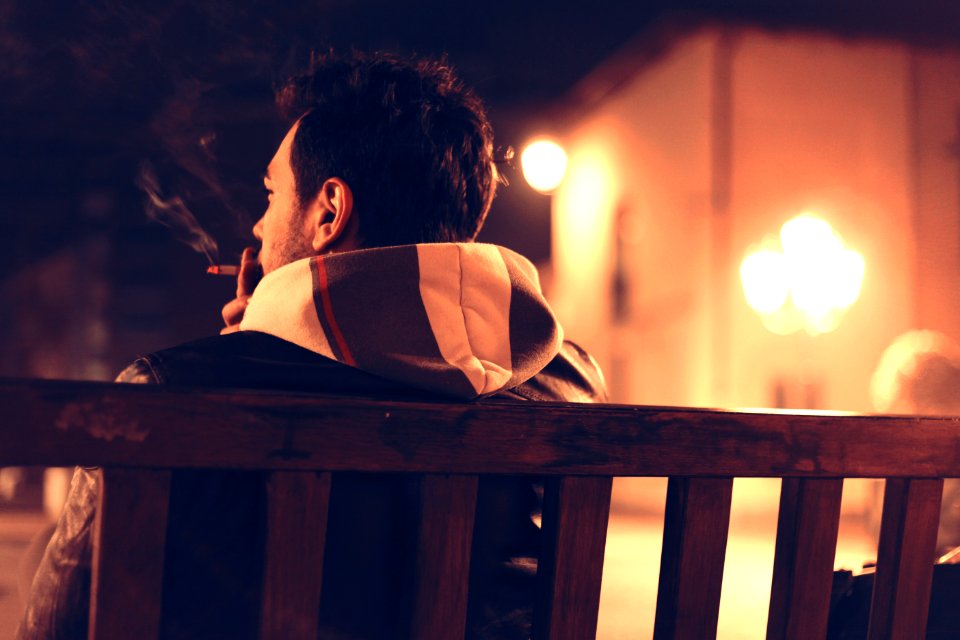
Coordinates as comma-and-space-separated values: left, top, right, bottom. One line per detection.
239, 243, 564, 398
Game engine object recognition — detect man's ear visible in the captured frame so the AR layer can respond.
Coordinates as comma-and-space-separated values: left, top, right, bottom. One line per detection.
310, 177, 358, 253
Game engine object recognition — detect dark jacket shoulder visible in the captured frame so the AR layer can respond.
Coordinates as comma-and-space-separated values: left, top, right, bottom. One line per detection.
125, 330, 607, 403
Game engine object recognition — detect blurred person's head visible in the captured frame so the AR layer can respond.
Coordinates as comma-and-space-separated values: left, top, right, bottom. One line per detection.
254, 50, 498, 273
871, 330, 960, 415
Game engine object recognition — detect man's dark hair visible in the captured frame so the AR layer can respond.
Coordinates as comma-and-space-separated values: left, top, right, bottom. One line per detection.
276, 50, 498, 247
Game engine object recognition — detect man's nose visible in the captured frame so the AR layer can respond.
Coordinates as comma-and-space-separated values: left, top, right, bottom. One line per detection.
252, 217, 264, 241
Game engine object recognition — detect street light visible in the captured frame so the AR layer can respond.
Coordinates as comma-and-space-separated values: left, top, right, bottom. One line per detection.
740, 213, 865, 335
520, 139, 567, 193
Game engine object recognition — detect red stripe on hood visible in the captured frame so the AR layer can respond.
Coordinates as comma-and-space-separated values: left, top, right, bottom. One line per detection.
315, 256, 357, 367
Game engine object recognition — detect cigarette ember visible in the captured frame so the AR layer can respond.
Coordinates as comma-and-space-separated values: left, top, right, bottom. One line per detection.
206, 265, 240, 276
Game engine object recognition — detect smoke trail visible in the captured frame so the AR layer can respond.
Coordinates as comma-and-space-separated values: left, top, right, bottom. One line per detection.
149, 78, 257, 239
136, 161, 220, 265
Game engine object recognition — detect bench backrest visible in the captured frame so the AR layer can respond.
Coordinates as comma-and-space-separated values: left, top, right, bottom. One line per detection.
6, 379, 957, 639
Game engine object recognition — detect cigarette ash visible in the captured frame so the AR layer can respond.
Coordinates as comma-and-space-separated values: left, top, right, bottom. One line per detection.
136, 161, 220, 265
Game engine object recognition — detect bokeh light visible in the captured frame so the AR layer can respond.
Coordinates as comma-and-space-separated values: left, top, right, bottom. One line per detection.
870, 330, 960, 414
521, 139, 568, 193
740, 213, 865, 335
740, 249, 789, 314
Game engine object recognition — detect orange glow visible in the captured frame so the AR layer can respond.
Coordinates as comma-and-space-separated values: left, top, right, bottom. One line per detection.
551, 143, 618, 330
740, 213, 865, 335
521, 139, 568, 193
561, 154, 608, 240
553, 147, 617, 285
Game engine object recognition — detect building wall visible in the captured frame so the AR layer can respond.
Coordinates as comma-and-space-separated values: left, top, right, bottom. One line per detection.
552, 30, 716, 407
555, 25, 960, 411
727, 31, 916, 413
912, 49, 960, 335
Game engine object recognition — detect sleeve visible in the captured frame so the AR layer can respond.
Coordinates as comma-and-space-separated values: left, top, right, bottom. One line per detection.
16, 469, 99, 640
114, 358, 160, 385
16, 358, 159, 640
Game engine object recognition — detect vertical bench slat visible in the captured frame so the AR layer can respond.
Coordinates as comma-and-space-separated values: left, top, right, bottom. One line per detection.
260, 471, 332, 640
89, 468, 171, 640
653, 477, 734, 640
766, 477, 844, 640
408, 473, 480, 640
535, 476, 613, 640
867, 478, 943, 640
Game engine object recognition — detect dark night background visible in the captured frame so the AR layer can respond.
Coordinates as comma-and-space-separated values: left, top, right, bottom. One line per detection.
1, 0, 959, 380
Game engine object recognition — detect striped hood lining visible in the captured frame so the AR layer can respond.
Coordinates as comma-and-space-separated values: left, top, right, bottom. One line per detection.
239, 243, 564, 399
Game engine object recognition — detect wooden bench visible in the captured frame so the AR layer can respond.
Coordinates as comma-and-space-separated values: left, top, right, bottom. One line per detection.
4, 378, 957, 639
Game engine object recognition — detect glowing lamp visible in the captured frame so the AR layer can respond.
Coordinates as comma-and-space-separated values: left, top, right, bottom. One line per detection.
521, 139, 567, 193
740, 213, 864, 336
740, 250, 789, 314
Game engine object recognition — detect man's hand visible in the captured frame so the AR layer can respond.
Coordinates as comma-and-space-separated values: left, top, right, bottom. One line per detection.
220, 248, 261, 335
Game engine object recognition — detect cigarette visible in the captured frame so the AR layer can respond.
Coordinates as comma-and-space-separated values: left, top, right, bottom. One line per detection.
207, 265, 240, 276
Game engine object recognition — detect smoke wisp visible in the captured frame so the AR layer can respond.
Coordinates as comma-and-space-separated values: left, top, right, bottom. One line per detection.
136, 161, 220, 265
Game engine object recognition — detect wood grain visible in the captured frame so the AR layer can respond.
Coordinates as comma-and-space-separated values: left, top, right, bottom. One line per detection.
766, 478, 843, 640
259, 471, 331, 640
407, 474, 479, 640
6, 378, 960, 477
535, 476, 612, 640
89, 468, 171, 640
867, 478, 943, 640
653, 477, 733, 640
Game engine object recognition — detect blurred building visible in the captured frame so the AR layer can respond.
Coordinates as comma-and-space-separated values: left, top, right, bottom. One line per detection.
552, 21, 960, 412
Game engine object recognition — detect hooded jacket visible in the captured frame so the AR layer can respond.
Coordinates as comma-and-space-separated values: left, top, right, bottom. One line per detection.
19, 243, 606, 640
240, 242, 572, 398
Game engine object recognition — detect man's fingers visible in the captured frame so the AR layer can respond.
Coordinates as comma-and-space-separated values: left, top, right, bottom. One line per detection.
222, 247, 257, 333
237, 247, 261, 297
221, 296, 250, 327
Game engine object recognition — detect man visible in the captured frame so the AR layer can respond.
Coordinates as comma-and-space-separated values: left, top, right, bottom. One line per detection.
19, 51, 606, 639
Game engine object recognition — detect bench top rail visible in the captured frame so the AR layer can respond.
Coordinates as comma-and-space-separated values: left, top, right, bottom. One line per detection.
4, 378, 960, 477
